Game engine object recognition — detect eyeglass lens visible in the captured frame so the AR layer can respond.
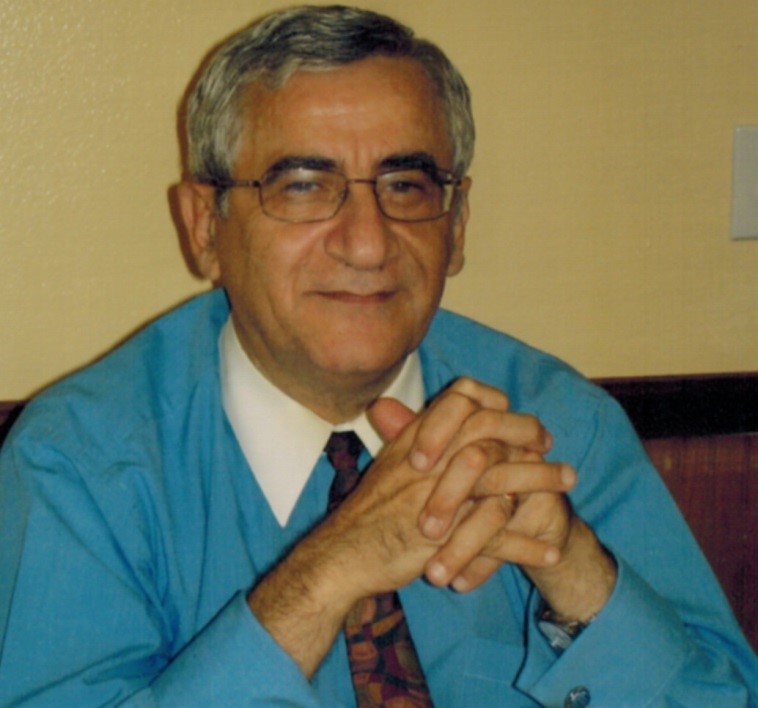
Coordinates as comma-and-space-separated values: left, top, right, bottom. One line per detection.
259, 168, 455, 223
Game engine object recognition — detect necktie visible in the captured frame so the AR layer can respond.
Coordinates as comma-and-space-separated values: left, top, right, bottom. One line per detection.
325, 431, 433, 707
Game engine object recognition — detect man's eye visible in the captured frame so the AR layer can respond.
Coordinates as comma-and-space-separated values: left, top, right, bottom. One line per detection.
387, 179, 424, 193
380, 170, 434, 194
276, 169, 342, 199
383, 172, 435, 197
281, 179, 321, 194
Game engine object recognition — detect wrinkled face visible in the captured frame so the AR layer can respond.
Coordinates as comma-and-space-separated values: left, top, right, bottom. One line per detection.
188, 56, 469, 412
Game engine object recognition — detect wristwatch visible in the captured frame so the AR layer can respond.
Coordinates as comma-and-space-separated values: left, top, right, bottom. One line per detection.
536, 601, 595, 652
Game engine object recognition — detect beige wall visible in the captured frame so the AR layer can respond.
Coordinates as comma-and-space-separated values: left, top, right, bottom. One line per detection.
1, 0, 756, 399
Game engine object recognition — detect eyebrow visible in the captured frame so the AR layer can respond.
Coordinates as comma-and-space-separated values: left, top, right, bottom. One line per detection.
264, 155, 338, 174
378, 152, 441, 173
261, 151, 444, 177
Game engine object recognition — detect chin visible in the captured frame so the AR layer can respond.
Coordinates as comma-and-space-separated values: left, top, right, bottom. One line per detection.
314, 347, 407, 382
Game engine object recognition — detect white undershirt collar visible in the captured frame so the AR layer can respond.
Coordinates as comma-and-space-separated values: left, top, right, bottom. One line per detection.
219, 318, 425, 526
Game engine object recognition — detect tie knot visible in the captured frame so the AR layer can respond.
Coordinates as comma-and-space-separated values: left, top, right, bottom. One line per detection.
325, 431, 364, 510
325, 430, 364, 470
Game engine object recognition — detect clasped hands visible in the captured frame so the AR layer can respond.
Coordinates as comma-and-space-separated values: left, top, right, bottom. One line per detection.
249, 377, 616, 677
320, 377, 592, 603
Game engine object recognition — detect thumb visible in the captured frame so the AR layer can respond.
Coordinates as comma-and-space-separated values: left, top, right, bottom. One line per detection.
368, 398, 417, 443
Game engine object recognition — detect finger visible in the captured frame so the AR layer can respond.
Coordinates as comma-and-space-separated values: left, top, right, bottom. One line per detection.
421, 459, 574, 540
503, 491, 574, 554
452, 408, 552, 458
472, 462, 577, 498
450, 531, 561, 593
368, 398, 417, 443
448, 555, 502, 593
416, 407, 551, 481
424, 497, 510, 587
426, 492, 569, 587
447, 377, 510, 412
438, 526, 561, 589
407, 378, 509, 471
418, 441, 501, 539
481, 529, 561, 568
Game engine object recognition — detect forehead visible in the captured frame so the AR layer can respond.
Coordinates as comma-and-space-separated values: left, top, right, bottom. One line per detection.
234, 56, 452, 174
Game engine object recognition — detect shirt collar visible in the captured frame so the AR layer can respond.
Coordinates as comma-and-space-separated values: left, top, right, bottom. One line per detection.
219, 317, 425, 526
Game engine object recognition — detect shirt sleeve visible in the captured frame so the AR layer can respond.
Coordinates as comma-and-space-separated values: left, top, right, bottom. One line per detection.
514, 393, 758, 706
0, 429, 326, 706
129, 593, 324, 706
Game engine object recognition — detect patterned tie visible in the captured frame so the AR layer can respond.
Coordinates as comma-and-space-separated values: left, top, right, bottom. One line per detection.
325, 431, 433, 707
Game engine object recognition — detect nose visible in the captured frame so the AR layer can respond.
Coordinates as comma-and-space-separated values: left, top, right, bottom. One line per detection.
323, 180, 398, 270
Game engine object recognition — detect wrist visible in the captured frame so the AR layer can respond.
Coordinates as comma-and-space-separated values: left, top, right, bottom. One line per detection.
263, 520, 364, 616
526, 517, 617, 623
246, 527, 361, 678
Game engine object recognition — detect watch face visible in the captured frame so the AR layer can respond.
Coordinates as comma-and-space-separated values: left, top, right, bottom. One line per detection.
537, 619, 575, 652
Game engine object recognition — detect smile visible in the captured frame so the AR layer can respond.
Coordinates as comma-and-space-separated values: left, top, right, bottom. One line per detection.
317, 290, 395, 304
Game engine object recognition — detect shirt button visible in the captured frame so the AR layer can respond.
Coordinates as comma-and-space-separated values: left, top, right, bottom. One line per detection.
564, 686, 591, 707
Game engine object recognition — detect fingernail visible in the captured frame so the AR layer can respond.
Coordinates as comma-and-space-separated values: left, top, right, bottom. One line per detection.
426, 561, 448, 585
544, 432, 554, 450
544, 547, 560, 565
451, 576, 469, 592
561, 465, 577, 487
422, 515, 445, 538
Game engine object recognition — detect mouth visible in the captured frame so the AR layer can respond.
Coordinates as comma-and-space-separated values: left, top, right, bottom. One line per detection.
316, 290, 396, 305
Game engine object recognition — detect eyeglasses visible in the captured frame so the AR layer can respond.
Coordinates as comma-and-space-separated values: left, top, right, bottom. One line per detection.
203, 166, 463, 223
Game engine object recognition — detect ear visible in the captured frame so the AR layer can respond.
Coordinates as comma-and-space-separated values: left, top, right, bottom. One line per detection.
446, 176, 471, 277
177, 182, 221, 281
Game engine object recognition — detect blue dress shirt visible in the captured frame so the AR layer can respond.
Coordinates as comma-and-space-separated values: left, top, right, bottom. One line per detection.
0, 290, 755, 706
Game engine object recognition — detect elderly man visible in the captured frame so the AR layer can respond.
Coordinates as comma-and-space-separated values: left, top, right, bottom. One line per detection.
0, 5, 755, 706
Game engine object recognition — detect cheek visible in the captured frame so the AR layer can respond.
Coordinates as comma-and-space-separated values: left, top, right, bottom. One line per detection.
239, 236, 318, 322
410, 231, 456, 287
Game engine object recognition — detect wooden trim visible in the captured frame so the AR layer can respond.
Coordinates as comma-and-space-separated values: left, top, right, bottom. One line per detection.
0, 400, 22, 420
595, 372, 758, 438
643, 433, 757, 651
0, 401, 24, 443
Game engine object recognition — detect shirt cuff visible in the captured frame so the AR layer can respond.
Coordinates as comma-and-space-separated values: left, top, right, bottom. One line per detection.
516, 555, 690, 706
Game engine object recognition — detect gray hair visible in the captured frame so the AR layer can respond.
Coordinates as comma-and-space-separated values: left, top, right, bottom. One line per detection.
185, 4, 475, 196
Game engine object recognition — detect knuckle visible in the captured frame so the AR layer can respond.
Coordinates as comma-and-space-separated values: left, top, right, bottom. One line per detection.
504, 411, 547, 447
447, 389, 479, 416
420, 387, 477, 433
449, 377, 510, 410
518, 412, 543, 435
461, 408, 501, 439
479, 495, 510, 526
449, 376, 478, 396
456, 443, 490, 472
442, 535, 480, 566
